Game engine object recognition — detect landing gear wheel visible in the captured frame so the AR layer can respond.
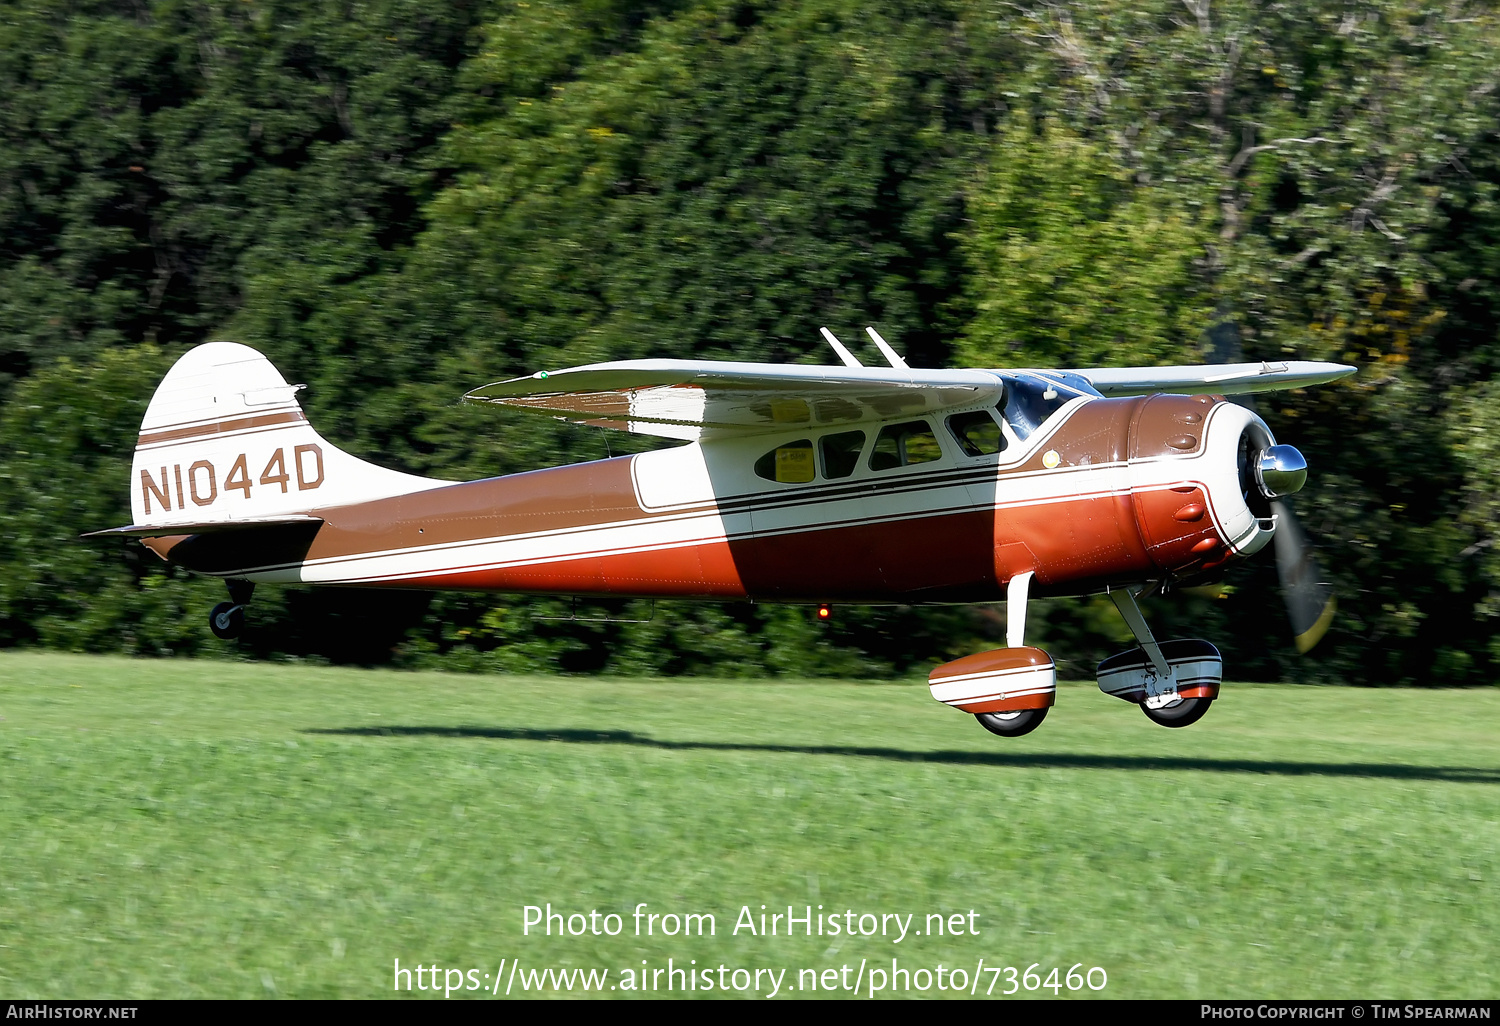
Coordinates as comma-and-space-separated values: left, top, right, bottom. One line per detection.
975, 706, 1048, 738
209, 602, 244, 640
1141, 696, 1212, 728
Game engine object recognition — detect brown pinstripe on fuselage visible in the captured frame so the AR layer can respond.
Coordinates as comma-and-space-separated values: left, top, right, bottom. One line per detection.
144, 394, 1234, 602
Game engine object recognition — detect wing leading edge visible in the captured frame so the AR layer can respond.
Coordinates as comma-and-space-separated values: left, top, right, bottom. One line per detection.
1067, 360, 1356, 397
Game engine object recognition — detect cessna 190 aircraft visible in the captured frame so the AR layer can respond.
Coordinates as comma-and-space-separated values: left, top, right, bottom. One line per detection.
91, 332, 1353, 738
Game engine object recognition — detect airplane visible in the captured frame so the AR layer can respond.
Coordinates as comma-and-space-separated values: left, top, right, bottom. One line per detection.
88, 331, 1354, 738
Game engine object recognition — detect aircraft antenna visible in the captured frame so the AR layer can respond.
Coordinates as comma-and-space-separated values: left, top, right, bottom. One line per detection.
819, 327, 863, 368
865, 326, 909, 369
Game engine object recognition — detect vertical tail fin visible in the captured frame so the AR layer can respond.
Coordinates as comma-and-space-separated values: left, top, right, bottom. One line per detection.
124, 342, 443, 531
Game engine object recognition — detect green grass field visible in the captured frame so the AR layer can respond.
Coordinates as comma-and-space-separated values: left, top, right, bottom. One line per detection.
0, 652, 1495, 999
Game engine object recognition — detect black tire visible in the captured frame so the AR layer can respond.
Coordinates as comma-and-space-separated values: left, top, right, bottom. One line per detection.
209, 602, 244, 640
1141, 696, 1212, 728
975, 706, 1048, 738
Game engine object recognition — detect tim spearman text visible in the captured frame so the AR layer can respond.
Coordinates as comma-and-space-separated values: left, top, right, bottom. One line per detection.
521, 903, 981, 941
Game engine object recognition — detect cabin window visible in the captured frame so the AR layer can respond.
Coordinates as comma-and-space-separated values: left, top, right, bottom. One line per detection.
1000, 375, 1070, 440
819, 430, 866, 479
754, 439, 815, 483
947, 410, 1006, 457
869, 421, 942, 471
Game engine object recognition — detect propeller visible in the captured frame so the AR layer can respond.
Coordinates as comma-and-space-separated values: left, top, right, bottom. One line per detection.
1235, 430, 1336, 653
1269, 497, 1337, 653
1208, 314, 1336, 653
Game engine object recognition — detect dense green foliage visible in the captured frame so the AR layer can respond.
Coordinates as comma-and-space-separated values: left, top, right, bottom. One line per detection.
2, 0, 1499, 682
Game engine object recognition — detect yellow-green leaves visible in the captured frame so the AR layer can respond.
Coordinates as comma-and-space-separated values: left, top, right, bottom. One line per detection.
959, 117, 1213, 369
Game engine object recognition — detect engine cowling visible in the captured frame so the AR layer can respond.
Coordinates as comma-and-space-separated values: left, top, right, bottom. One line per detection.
1126, 395, 1290, 580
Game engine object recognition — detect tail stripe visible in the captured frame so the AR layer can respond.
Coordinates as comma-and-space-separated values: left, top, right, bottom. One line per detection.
137, 409, 306, 448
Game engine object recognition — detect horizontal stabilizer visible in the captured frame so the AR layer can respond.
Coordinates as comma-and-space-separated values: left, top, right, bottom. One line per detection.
1070, 361, 1355, 397
82, 515, 323, 539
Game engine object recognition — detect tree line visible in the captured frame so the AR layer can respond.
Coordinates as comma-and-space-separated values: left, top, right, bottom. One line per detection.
2, 0, 1497, 685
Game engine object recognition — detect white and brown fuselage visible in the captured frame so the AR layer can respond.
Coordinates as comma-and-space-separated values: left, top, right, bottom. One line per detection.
141, 390, 1274, 603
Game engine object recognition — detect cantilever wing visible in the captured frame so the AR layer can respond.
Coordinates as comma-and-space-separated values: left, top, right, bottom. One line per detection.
1067, 360, 1356, 397
465, 359, 1005, 439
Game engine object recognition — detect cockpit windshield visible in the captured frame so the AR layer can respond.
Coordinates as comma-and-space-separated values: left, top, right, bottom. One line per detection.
998, 373, 1086, 441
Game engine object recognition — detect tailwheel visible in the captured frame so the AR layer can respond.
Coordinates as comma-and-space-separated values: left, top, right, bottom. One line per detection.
975, 706, 1048, 738
209, 602, 245, 640
1140, 696, 1212, 728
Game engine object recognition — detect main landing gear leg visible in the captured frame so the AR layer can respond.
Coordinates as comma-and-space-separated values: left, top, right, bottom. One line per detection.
1107, 587, 1213, 728
1006, 570, 1033, 648
209, 580, 254, 640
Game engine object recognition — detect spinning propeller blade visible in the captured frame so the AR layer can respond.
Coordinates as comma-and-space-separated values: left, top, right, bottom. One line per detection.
1269, 498, 1336, 653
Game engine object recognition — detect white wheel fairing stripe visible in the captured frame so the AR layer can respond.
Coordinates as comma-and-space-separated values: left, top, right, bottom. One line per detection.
929, 662, 1057, 686
931, 683, 1056, 705
1098, 667, 1220, 681
933, 687, 1054, 709
931, 681, 1055, 695
1098, 654, 1222, 697
1098, 669, 1224, 684
930, 669, 1056, 706
1099, 668, 1220, 685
